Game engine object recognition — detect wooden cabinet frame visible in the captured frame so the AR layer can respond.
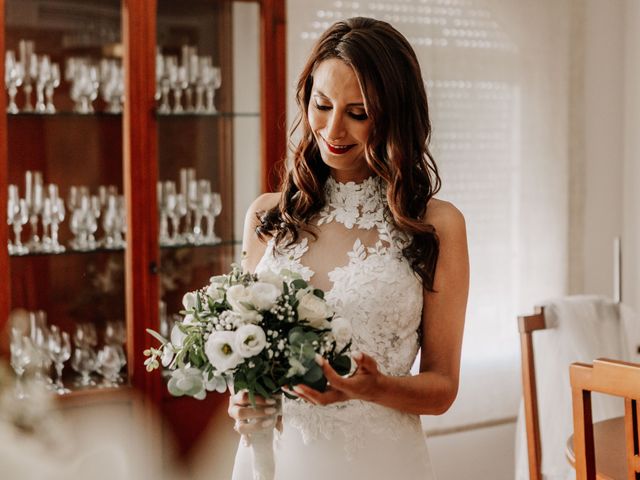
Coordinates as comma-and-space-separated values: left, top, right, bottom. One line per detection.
0, 0, 286, 422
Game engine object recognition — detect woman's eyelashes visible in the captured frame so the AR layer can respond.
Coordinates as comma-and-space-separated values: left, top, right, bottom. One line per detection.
312, 102, 369, 121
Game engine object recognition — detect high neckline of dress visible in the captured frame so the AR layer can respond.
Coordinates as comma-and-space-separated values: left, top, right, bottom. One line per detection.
324, 175, 384, 207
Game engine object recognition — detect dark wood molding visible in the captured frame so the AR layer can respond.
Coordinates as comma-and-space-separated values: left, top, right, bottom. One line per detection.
0, 0, 9, 353
260, 0, 287, 192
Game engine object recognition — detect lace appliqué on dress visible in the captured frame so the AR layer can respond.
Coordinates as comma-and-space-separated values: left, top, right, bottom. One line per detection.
256, 175, 425, 458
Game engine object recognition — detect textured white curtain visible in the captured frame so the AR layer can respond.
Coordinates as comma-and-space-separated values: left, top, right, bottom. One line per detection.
287, 0, 572, 432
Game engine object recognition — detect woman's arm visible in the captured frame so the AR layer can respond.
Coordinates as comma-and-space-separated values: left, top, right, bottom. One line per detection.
229, 192, 281, 436
291, 200, 469, 415
240, 192, 280, 273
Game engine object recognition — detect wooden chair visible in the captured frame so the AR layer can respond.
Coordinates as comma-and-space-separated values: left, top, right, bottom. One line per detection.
570, 358, 640, 480
518, 306, 547, 480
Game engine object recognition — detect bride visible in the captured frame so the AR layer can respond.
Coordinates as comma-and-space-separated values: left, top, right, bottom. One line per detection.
229, 17, 469, 480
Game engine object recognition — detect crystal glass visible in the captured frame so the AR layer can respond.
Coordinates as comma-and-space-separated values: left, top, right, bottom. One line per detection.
97, 344, 125, 387
45, 63, 61, 113
18, 40, 36, 112
7, 184, 29, 255
34, 54, 51, 113
25, 170, 44, 252
10, 328, 33, 399
71, 346, 97, 387
5, 50, 24, 114
205, 192, 222, 243
48, 325, 71, 394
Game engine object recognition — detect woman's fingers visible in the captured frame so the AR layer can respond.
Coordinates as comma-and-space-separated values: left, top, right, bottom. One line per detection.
233, 417, 277, 436
229, 390, 277, 407
228, 403, 279, 421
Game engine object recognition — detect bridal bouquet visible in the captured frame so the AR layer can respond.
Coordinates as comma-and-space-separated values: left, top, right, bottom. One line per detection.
144, 265, 352, 480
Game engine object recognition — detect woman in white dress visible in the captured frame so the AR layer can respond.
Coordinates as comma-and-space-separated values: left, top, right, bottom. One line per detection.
229, 17, 469, 480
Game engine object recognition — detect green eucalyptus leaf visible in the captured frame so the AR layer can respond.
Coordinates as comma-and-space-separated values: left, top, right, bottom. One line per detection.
255, 381, 270, 399
146, 329, 168, 345
303, 364, 323, 383
331, 355, 352, 376
291, 279, 308, 290
313, 289, 324, 299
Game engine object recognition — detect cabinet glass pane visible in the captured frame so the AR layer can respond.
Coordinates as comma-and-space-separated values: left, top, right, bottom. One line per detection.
156, 0, 261, 330
6, 0, 127, 394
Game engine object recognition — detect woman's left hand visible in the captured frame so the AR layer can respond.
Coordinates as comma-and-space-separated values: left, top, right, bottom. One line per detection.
284, 352, 383, 405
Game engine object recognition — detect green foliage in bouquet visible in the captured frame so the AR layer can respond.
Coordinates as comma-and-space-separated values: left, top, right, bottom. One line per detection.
144, 265, 352, 405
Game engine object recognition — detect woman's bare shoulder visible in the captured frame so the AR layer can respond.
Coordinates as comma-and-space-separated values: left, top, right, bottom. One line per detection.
250, 192, 281, 213
424, 198, 466, 237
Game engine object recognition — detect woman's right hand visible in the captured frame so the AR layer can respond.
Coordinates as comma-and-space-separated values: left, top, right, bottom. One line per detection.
228, 390, 280, 438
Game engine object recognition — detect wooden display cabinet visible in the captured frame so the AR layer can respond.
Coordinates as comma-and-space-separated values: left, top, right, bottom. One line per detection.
0, 0, 286, 459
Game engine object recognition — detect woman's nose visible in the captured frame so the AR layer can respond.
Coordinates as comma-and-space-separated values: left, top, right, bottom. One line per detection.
325, 112, 345, 141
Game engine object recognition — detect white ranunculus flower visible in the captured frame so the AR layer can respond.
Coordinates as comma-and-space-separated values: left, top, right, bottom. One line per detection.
226, 284, 253, 313
182, 314, 196, 325
182, 291, 198, 310
331, 317, 352, 349
248, 282, 280, 310
257, 270, 284, 292
170, 324, 187, 348
235, 324, 267, 358
205, 283, 224, 302
296, 290, 333, 328
205, 331, 243, 372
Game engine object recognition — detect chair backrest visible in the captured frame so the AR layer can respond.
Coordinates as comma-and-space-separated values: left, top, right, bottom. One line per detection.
569, 358, 640, 480
518, 306, 547, 480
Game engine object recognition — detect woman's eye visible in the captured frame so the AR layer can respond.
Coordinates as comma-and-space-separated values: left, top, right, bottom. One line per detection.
314, 102, 331, 111
349, 112, 369, 121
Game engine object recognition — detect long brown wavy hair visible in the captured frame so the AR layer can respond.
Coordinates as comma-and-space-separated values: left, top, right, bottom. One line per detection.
258, 17, 442, 291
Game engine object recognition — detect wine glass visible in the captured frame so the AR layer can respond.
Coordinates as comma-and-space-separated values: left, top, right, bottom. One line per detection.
48, 325, 71, 394
45, 63, 61, 113
5, 50, 24, 114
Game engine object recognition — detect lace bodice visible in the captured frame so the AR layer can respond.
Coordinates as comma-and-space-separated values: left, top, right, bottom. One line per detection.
255, 176, 425, 455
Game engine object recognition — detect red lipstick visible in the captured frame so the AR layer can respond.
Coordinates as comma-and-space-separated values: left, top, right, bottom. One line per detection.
324, 139, 355, 155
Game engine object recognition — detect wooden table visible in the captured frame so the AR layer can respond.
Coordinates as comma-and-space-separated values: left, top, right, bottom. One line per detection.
566, 416, 626, 480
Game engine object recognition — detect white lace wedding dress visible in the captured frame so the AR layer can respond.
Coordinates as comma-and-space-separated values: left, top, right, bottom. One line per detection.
232, 176, 435, 480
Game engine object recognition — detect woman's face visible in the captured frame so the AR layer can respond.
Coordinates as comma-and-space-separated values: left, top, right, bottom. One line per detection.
307, 58, 373, 183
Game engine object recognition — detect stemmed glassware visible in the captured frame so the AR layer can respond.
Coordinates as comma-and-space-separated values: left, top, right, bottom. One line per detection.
41, 184, 66, 253
45, 63, 61, 114
99, 59, 124, 114
71, 323, 98, 387
205, 192, 223, 243
9, 327, 33, 399
7, 185, 29, 255
97, 320, 127, 387
19, 40, 37, 112
5, 50, 24, 114
48, 324, 71, 394
156, 47, 222, 114
25, 170, 44, 251
66, 58, 100, 114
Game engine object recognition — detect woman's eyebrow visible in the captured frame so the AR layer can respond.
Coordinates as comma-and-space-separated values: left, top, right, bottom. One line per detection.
313, 90, 365, 108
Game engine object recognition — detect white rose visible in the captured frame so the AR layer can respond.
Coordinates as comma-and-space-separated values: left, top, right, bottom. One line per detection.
235, 324, 267, 358
226, 284, 253, 313
257, 270, 284, 292
205, 331, 243, 371
331, 317, 352, 349
205, 283, 224, 303
296, 290, 333, 328
248, 282, 280, 310
182, 291, 198, 310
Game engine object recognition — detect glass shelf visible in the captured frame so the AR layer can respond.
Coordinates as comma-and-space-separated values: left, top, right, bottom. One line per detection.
8, 239, 239, 258
7, 111, 259, 118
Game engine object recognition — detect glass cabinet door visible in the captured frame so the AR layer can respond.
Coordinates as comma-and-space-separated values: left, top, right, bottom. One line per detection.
154, 0, 261, 452
5, 0, 128, 396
